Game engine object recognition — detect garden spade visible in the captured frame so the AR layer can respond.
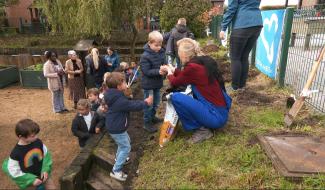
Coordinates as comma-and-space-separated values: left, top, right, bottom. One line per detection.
284, 46, 325, 127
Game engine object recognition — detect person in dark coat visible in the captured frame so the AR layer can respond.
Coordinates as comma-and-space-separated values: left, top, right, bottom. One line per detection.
104, 72, 153, 181
166, 18, 194, 68
140, 31, 166, 133
71, 99, 104, 147
86, 48, 107, 88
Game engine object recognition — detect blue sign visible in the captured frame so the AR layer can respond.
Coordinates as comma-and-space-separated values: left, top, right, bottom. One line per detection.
256, 9, 285, 79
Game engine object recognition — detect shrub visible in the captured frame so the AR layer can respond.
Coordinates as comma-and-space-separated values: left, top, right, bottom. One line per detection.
160, 0, 211, 38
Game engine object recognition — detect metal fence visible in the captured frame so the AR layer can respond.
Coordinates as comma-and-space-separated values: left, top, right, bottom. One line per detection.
285, 4, 325, 113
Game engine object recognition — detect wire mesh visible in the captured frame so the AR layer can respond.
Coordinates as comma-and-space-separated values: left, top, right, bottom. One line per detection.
285, 4, 325, 113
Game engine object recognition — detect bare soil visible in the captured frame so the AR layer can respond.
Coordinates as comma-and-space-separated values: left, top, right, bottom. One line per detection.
0, 84, 79, 189
202, 44, 219, 54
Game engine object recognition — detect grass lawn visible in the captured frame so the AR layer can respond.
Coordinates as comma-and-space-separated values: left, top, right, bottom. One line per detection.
134, 72, 325, 189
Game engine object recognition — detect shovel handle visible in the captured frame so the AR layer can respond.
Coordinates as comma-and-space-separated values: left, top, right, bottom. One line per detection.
303, 46, 325, 91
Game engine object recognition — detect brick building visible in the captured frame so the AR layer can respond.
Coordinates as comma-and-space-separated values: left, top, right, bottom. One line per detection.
302, 0, 325, 7
5, 0, 34, 28
211, 0, 225, 15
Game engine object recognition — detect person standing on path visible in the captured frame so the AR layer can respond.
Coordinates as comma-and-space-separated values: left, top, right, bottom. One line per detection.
86, 48, 108, 88
65, 50, 86, 109
220, 0, 263, 92
43, 51, 68, 113
104, 47, 120, 72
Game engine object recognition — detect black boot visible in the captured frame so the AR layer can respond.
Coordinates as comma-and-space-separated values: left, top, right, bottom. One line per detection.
152, 116, 163, 124
143, 122, 157, 133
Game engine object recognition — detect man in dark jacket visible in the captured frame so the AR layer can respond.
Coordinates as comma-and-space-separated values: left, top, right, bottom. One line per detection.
71, 99, 105, 147
104, 72, 153, 181
166, 18, 194, 68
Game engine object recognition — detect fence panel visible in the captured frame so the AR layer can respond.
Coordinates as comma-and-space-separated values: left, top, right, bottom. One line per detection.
285, 4, 325, 113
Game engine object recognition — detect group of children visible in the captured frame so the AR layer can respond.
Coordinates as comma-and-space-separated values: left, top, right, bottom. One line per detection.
3, 30, 167, 187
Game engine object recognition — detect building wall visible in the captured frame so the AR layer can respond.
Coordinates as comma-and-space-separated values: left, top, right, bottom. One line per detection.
212, 2, 224, 15
302, 0, 318, 7
211, 0, 225, 15
5, 0, 33, 28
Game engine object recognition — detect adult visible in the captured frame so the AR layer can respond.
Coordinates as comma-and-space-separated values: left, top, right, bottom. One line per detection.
86, 48, 107, 88
104, 47, 120, 72
160, 38, 232, 143
65, 50, 86, 109
43, 51, 68, 113
220, 0, 263, 91
166, 18, 194, 69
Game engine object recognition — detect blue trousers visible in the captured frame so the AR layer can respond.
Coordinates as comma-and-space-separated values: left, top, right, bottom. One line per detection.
143, 89, 160, 123
171, 86, 232, 131
51, 89, 66, 113
109, 131, 131, 172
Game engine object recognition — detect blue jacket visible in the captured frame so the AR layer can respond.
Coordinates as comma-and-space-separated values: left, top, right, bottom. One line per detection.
104, 88, 147, 134
140, 43, 166, 90
221, 0, 263, 31
104, 52, 120, 72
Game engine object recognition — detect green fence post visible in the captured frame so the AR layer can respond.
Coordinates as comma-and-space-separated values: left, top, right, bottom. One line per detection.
216, 15, 223, 43
278, 7, 294, 87
210, 16, 217, 39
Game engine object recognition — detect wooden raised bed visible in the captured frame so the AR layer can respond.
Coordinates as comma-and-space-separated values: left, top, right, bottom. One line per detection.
19, 64, 47, 88
0, 65, 19, 88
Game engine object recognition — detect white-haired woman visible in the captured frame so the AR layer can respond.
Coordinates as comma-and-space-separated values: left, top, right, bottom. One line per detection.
65, 50, 86, 109
160, 38, 232, 143
86, 48, 107, 88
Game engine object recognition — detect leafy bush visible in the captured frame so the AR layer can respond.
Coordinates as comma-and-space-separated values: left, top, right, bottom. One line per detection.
25, 64, 43, 71
160, 0, 211, 38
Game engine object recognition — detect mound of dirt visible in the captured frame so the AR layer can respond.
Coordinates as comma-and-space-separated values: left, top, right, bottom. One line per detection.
202, 44, 219, 54
236, 89, 279, 106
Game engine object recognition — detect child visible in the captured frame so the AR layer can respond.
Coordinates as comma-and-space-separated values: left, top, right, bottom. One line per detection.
130, 62, 139, 84
115, 62, 133, 84
2, 119, 54, 189
104, 72, 153, 181
140, 30, 166, 133
87, 88, 101, 112
71, 99, 104, 147
97, 72, 111, 116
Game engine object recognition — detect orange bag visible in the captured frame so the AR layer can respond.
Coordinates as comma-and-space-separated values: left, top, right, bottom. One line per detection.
159, 99, 179, 147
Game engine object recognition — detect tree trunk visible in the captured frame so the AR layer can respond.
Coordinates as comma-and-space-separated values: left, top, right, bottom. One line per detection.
130, 23, 138, 61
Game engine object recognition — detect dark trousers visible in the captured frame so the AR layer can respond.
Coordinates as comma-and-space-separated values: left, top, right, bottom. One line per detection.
230, 26, 262, 89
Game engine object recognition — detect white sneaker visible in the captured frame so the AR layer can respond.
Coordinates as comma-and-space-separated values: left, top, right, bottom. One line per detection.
110, 171, 128, 181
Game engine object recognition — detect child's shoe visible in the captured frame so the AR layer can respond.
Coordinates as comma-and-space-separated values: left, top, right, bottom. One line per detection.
143, 122, 157, 133
152, 116, 163, 124
110, 170, 128, 181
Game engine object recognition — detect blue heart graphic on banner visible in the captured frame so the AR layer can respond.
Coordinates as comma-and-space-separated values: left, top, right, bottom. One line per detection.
260, 13, 278, 63
255, 9, 285, 79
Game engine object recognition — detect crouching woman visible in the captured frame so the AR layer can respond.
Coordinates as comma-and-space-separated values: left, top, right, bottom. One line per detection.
160, 38, 232, 143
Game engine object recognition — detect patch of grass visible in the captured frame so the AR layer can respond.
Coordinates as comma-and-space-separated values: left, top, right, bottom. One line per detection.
134, 44, 325, 188
303, 175, 325, 188
197, 37, 214, 47
245, 107, 284, 129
